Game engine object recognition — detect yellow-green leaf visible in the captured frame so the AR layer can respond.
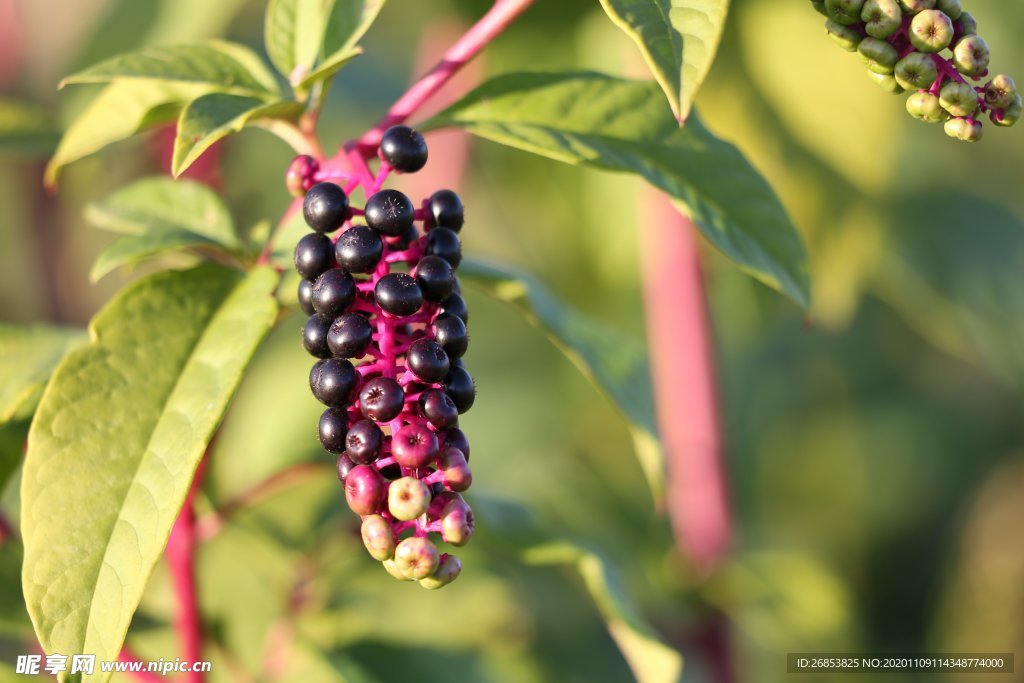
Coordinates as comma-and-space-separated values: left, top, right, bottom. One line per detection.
0, 324, 86, 426
264, 0, 332, 83
297, 0, 386, 89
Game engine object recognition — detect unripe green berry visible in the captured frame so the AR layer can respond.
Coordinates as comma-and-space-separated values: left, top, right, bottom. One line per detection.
419, 554, 462, 590
383, 558, 415, 581
909, 10, 954, 53
394, 537, 441, 580
862, 0, 903, 39
939, 81, 979, 117
811, 0, 829, 17
984, 74, 1017, 110
952, 35, 990, 77
867, 71, 905, 93
895, 52, 939, 90
934, 0, 962, 21
859, 37, 900, 74
388, 476, 432, 521
361, 515, 396, 561
441, 497, 475, 547
953, 11, 976, 37
906, 91, 948, 122
943, 116, 983, 141
898, 0, 935, 13
825, 18, 863, 51
991, 94, 1022, 127
825, 0, 866, 25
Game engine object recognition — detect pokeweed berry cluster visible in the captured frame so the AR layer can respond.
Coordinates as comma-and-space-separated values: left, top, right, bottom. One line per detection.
813, 0, 1020, 140
289, 126, 475, 589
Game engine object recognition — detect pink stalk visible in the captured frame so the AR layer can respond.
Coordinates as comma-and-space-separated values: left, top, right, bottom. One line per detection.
354, 0, 535, 156
640, 193, 731, 572
167, 469, 205, 683
118, 649, 165, 683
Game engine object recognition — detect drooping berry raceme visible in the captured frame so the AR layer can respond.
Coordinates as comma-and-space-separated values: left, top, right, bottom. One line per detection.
813, 0, 1020, 140
290, 125, 475, 589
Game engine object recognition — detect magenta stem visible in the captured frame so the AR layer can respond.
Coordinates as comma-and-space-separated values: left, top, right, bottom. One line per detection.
118, 649, 165, 683
167, 465, 206, 683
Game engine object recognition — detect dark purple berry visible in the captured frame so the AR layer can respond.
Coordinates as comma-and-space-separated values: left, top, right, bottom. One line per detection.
419, 388, 459, 429
392, 423, 440, 468
375, 273, 423, 316
344, 464, 385, 515
365, 189, 415, 237
311, 268, 356, 318
327, 313, 373, 358
432, 313, 468, 359
415, 255, 455, 302
426, 189, 464, 232
319, 407, 349, 453
387, 224, 419, 251
303, 182, 349, 233
444, 366, 475, 413
309, 357, 357, 407
442, 428, 471, 461
425, 227, 462, 268
302, 314, 332, 358
440, 293, 469, 325
335, 225, 383, 273
345, 419, 383, 464
379, 462, 402, 480
294, 232, 334, 279
359, 376, 405, 422
298, 279, 315, 315
379, 125, 428, 173
407, 338, 450, 383
336, 453, 355, 482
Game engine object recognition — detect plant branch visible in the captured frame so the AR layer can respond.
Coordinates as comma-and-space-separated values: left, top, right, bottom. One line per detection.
353, 0, 535, 156
167, 462, 207, 683
119, 648, 165, 683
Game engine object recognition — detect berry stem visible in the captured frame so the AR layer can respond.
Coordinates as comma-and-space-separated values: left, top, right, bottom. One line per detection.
118, 649, 165, 683
353, 0, 535, 157
167, 464, 206, 683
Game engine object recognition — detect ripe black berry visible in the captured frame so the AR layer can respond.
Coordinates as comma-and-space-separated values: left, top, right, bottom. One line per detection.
365, 189, 415, 237
359, 376, 405, 422
419, 389, 459, 429
442, 428, 471, 461
319, 407, 349, 453
414, 255, 455, 302
379, 125, 428, 173
312, 268, 356, 319
432, 313, 468, 359
345, 419, 383, 464
336, 453, 355, 482
302, 314, 332, 358
379, 463, 402, 480
425, 227, 462, 268
298, 279, 315, 315
426, 190, 464, 232
335, 225, 383, 273
303, 182, 349, 233
327, 313, 373, 358
294, 232, 335, 279
375, 273, 423, 316
309, 357, 357, 407
407, 338, 450, 383
388, 224, 419, 251
444, 366, 476, 414
440, 293, 469, 325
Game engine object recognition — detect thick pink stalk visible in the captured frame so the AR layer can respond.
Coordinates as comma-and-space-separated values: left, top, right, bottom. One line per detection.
640, 193, 731, 571
167, 470, 205, 683
119, 649, 165, 683
354, 0, 535, 156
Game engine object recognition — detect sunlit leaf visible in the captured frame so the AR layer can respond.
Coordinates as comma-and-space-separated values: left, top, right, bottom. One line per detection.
0, 324, 86, 425
297, 0, 386, 89
265, 0, 332, 83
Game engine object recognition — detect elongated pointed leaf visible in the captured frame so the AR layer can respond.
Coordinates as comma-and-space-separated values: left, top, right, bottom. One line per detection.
21, 265, 278, 683
298, 0, 386, 89
425, 72, 809, 307
61, 43, 278, 96
265, 0, 332, 82
598, 0, 729, 122
172, 93, 303, 176
460, 259, 665, 505
45, 80, 212, 186
0, 324, 87, 425
525, 543, 684, 683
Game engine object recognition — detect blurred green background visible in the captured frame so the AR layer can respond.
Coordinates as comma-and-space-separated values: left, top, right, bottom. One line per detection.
1, 0, 1023, 681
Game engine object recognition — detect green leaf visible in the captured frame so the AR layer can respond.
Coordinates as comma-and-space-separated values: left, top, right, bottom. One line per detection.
21, 265, 278, 683
61, 43, 279, 96
0, 99, 59, 155
598, 0, 729, 122
298, 0, 386, 89
0, 543, 32, 637
460, 258, 665, 506
424, 71, 809, 307
172, 93, 303, 176
45, 80, 212, 187
525, 543, 684, 683
265, 0, 332, 83
0, 324, 87, 425
86, 177, 243, 280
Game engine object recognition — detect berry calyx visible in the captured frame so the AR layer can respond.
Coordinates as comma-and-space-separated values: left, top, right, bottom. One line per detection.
302, 182, 350, 233
379, 125, 428, 173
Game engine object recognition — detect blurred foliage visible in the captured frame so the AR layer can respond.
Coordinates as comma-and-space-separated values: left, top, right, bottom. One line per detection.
2, 0, 1023, 682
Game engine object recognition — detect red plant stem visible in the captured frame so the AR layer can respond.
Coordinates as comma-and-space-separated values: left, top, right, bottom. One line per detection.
119, 649, 165, 683
640, 193, 731, 572
353, 0, 535, 157
167, 464, 206, 683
